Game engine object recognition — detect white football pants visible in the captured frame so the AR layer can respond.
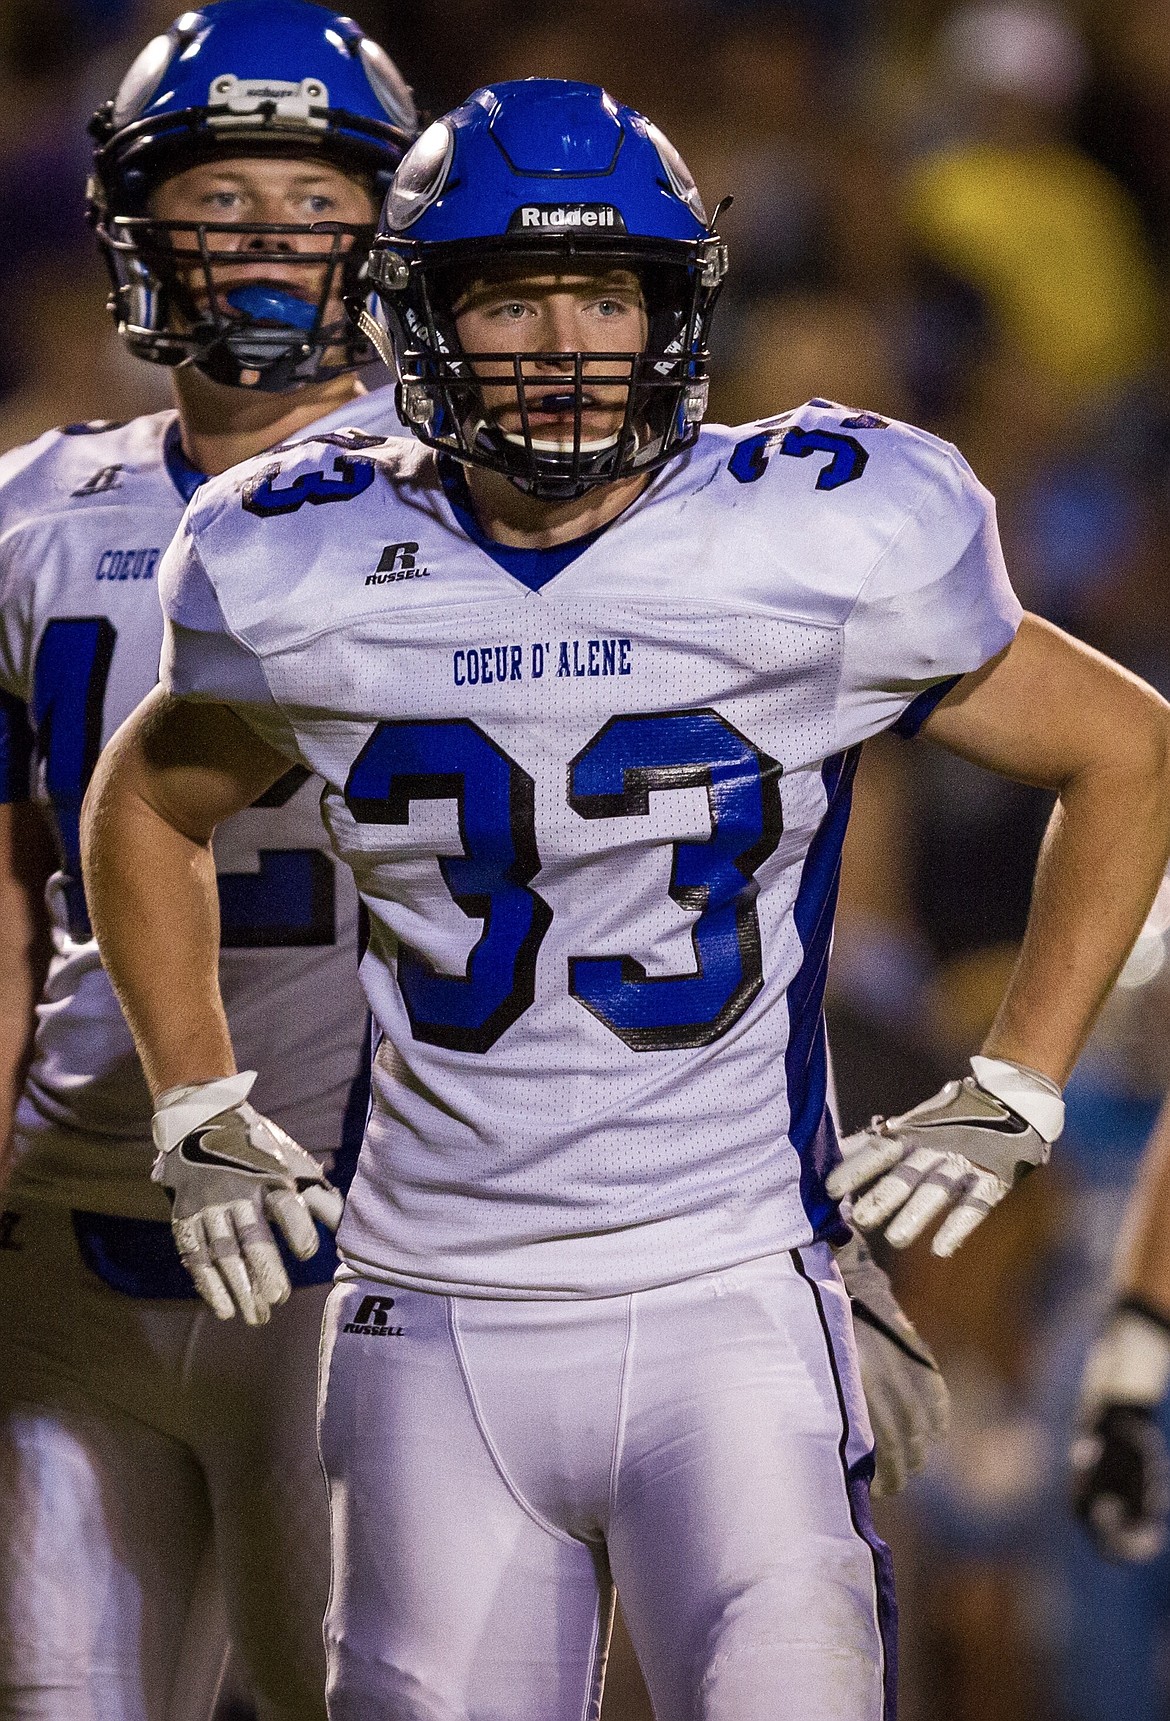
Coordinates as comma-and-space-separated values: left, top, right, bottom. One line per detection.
0, 1203, 331, 1721
318, 1244, 895, 1721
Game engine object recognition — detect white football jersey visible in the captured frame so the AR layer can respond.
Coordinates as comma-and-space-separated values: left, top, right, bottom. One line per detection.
0, 387, 403, 1215
159, 402, 1022, 1295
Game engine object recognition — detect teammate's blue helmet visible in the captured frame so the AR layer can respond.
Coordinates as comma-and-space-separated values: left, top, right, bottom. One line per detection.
361, 80, 729, 498
88, 0, 418, 391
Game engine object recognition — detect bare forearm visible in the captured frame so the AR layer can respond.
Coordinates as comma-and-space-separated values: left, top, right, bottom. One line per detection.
921, 616, 1170, 1089
82, 755, 236, 1099
983, 755, 1170, 1085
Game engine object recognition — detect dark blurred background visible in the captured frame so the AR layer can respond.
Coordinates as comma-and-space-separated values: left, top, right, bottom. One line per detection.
10, 0, 1170, 1714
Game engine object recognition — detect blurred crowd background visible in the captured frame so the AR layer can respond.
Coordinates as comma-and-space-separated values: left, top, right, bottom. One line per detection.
6, 0, 1170, 1714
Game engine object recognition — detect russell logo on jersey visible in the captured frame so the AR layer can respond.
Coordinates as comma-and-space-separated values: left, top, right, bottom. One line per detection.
366, 541, 432, 585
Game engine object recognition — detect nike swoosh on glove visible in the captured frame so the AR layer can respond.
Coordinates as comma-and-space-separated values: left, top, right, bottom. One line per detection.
834, 1228, 950, 1495
1071, 1301, 1170, 1563
152, 1071, 344, 1326
826, 1055, 1064, 1257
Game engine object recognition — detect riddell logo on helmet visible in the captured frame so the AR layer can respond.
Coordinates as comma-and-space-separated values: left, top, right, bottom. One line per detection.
509, 204, 627, 234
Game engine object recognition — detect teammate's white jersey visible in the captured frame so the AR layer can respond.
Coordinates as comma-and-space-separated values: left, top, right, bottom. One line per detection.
0, 388, 401, 1215
159, 401, 1022, 1296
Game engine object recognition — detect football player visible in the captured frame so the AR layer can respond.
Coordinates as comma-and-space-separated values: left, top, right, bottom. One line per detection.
1071, 1086, 1170, 1562
0, 3, 416, 1716
81, 80, 1170, 1720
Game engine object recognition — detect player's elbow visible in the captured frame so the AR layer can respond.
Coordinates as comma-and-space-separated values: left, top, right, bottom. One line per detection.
1110, 684, 1170, 790
1060, 678, 1170, 837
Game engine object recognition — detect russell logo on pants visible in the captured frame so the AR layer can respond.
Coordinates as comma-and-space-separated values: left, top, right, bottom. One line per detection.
343, 1295, 404, 1337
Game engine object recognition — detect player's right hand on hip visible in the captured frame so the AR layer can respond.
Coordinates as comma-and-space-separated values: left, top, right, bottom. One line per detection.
151, 1070, 344, 1326
825, 1055, 1063, 1257
1071, 1302, 1170, 1563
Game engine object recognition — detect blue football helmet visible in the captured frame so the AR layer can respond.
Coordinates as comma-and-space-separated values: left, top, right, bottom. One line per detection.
88, 0, 417, 391
361, 80, 729, 498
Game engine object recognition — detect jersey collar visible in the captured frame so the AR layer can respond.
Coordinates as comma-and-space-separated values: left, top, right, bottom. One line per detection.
437, 456, 613, 594
163, 419, 208, 504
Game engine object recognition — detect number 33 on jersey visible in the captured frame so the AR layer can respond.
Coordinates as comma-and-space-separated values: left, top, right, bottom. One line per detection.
160, 400, 1023, 1299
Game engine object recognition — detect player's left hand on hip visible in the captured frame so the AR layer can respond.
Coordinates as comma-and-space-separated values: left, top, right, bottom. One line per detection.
1071, 1302, 1170, 1563
833, 1227, 949, 1495
151, 1070, 344, 1327
826, 1055, 1063, 1257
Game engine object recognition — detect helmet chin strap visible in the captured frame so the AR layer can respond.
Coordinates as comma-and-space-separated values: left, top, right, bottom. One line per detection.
503, 431, 621, 454
501, 384, 625, 455
460, 401, 648, 500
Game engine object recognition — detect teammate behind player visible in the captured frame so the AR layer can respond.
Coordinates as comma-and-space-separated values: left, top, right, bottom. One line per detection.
83, 81, 1170, 1718
0, 4, 415, 1715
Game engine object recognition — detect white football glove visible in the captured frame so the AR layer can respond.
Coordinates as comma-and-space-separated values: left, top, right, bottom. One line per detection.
151, 1071, 344, 1326
833, 1228, 950, 1495
826, 1055, 1064, 1257
1071, 1302, 1170, 1563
